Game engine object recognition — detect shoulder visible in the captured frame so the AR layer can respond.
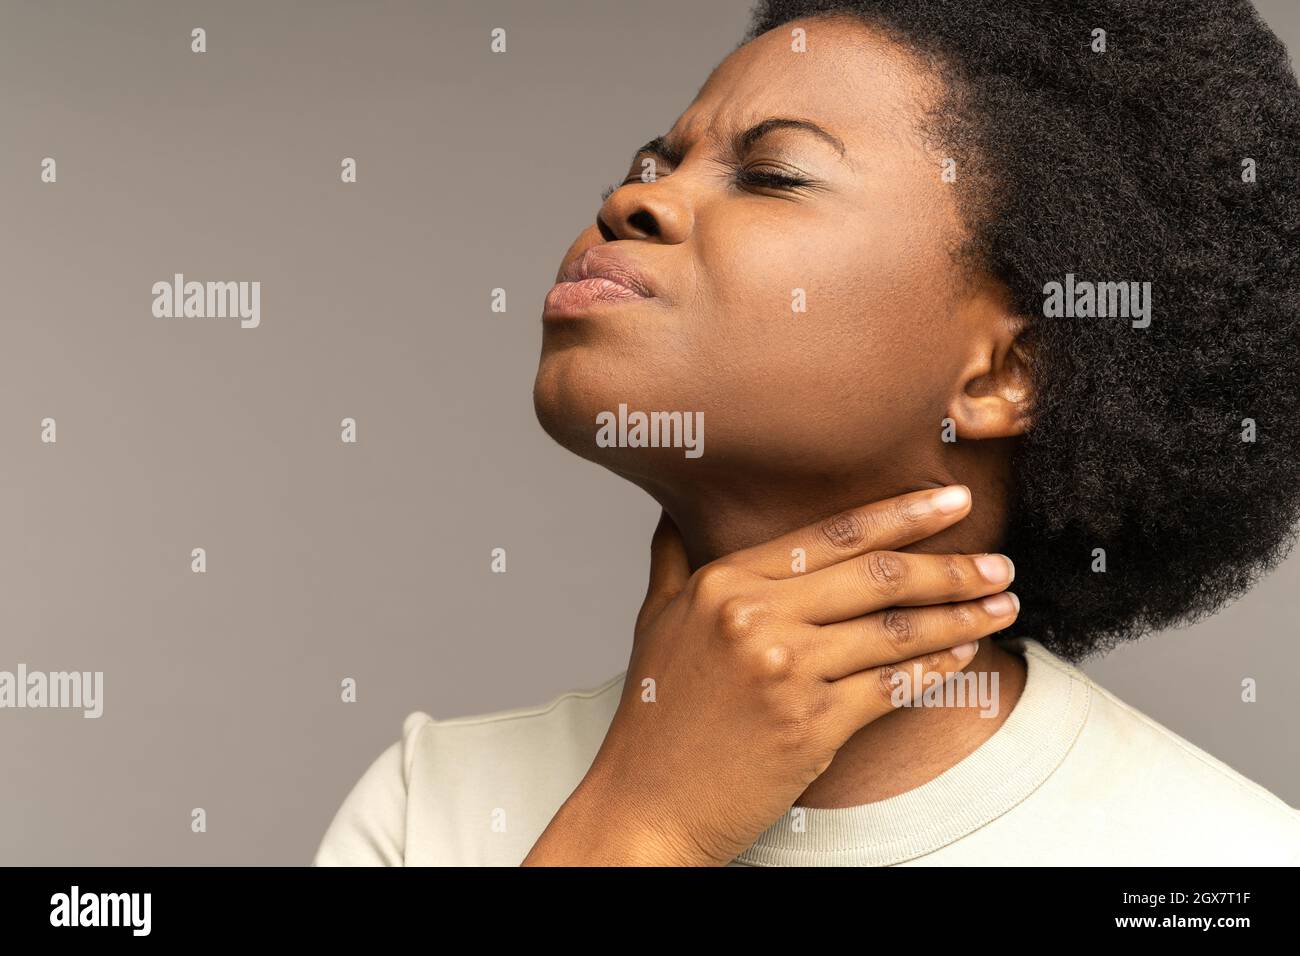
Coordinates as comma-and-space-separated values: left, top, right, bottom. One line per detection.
312, 672, 626, 866
311, 711, 436, 867
1021, 640, 1300, 864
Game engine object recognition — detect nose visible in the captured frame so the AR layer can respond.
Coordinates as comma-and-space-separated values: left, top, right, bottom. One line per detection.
596, 177, 694, 244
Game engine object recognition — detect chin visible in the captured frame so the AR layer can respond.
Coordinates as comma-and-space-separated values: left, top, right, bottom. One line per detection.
532, 356, 717, 486
532, 355, 608, 465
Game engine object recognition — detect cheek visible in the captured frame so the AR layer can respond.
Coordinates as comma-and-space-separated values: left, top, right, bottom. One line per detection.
690, 207, 956, 422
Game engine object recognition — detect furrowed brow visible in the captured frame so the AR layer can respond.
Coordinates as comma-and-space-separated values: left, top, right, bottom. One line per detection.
633, 117, 847, 168
735, 117, 847, 159
632, 135, 686, 167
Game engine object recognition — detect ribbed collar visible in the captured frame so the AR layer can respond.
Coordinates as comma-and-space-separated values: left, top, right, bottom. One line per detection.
733, 637, 1091, 866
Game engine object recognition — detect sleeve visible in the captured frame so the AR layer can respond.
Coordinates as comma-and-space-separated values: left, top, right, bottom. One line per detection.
312, 712, 435, 866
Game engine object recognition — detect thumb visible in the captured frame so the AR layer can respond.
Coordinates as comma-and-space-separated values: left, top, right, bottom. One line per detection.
637, 509, 691, 630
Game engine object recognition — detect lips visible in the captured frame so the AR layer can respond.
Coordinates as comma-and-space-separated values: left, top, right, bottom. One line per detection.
543, 246, 659, 319
557, 246, 657, 297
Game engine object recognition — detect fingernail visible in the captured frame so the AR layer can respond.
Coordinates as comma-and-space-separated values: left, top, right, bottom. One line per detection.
975, 554, 1013, 583
980, 592, 1015, 616
931, 485, 970, 514
951, 641, 979, 661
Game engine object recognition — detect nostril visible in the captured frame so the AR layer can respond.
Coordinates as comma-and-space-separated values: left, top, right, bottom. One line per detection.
595, 214, 617, 242
628, 209, 657, 236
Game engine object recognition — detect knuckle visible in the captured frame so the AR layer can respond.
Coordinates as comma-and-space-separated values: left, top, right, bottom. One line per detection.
942, 555, 967, 590
804, 685, 834, 723
716, 596, 769, 641
755, 642, 797, 680
819, 510, 868, 551
690, 563, 738, 604
862, 550, 906, 595
876, 664, 905, 706
771, 694, 819, 743
891, 497, 926, 532
947, 603, 977, 631
881, 608, 915, 648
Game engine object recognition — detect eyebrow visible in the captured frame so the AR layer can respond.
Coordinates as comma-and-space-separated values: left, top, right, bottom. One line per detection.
633, 116, 848, 166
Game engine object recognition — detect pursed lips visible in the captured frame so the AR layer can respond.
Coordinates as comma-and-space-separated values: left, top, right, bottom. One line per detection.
558, 246, 657, 298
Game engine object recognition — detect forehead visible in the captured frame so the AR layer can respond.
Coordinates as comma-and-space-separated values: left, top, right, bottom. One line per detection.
670, 16, 935, 155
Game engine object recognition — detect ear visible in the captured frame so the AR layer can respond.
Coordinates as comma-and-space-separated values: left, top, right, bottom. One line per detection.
945, 277, 1034, 440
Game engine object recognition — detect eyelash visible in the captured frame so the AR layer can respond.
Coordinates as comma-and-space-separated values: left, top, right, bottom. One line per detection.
600, 167, 815, 202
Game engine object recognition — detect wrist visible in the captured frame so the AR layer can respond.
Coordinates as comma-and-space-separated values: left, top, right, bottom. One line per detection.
522, 774, 715, 866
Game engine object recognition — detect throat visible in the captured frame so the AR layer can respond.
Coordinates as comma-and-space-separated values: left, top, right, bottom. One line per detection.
795, 640, 1028, 808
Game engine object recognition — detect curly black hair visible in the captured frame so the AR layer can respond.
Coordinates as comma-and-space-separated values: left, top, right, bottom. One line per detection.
743, 0, 1300, 662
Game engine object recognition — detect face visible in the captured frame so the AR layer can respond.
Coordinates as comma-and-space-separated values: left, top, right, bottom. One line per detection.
534, 15, 1008, 498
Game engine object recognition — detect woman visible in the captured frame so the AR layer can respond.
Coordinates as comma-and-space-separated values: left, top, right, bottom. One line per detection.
315, 0, 1300, 865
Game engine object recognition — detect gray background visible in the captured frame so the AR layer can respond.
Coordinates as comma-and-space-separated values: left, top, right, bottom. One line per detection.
1, 0, 1296, 865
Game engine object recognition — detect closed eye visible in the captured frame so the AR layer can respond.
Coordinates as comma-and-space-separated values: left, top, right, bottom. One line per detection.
731, 166, 817, 192
601, 165, 819, 202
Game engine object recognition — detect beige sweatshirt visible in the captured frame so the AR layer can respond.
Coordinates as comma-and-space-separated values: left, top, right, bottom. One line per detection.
313, 637, 1300, 866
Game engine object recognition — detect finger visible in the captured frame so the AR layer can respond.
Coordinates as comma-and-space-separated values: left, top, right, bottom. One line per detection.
724, 485, 972, 580
787, 550, 1015, 625
637, 510, 691, 629
810, 592, 1019, 680
823, 640, 986, 741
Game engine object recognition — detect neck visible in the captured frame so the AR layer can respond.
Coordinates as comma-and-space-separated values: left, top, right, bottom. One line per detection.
798, 638, 1027, 807
634, 449, 1025, 808
647, 449, 1014, 570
